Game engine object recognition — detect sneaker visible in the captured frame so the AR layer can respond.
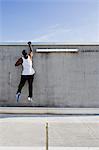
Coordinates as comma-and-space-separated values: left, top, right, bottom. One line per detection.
28, 97, 33, 102
16, 92, 21, 102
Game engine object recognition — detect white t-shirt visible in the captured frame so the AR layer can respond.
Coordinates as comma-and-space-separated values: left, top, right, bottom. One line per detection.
22, 56, 35, 75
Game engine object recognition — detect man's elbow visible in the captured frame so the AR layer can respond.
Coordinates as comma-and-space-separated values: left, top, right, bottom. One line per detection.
15, 62, 19, 66
15, 63, 17, 67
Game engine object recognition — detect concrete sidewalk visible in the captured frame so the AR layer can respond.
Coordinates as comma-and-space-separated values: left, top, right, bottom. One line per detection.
0, 115, 99, 148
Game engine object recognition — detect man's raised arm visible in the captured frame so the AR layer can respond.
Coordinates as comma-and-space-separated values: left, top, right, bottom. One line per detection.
28, 41, 33, 58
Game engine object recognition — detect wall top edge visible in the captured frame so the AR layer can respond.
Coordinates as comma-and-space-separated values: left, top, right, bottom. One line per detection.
0, 42, 99, 46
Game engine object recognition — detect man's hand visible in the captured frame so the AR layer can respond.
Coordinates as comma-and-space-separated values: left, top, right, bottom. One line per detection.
28, 41, 32, 51
27, 41, 31, 46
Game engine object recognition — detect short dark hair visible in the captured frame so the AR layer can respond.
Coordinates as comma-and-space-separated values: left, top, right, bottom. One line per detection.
22, 50, 27, 56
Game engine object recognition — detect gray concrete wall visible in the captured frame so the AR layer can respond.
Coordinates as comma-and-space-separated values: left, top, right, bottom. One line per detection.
0, 43, 99, 107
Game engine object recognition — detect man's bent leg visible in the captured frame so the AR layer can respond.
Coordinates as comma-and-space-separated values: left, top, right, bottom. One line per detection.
16, 75, 26, 102
17, 75, 26, 93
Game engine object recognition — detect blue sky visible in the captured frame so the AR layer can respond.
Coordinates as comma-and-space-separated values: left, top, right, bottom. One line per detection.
0, 0, 99, 43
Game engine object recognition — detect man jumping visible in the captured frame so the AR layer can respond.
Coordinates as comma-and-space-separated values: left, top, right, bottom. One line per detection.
15, 41, 35, 102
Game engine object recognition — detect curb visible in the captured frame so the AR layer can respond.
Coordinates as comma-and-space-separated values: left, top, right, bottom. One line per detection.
0, 107, 99, 115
